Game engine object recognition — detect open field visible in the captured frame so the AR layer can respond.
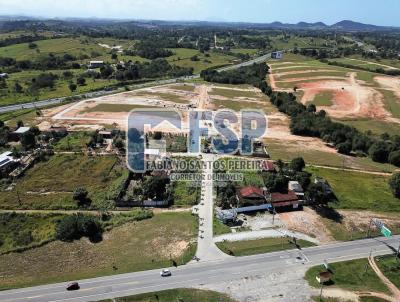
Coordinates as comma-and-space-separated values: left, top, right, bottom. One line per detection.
265, 138, 396, 173
376, 255, 400, 288
306, 166, 400, 212
305, 258, 390, 294
0, 154, 128, 210
98, 288, 237, 302
268, 53, 400, 135
0, 212, 198, 290
216, 237, 315, 256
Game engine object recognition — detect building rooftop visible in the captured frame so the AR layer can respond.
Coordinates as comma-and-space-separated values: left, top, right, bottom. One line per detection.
13, 127, 30, 134
238, 186, 264, 198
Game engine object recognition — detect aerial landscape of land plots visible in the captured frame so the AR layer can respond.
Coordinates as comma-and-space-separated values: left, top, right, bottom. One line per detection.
0, 14, 400, 302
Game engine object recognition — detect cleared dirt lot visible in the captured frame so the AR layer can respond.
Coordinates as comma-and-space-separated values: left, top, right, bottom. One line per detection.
269, 58, 400, 124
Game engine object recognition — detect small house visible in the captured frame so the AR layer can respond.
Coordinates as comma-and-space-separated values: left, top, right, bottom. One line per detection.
271, 190, 300, 210
316, 271, 331, 284
88, 61, 104, 69
271, 51, 283, 59
237, 186, 267, 207
9, 127, 30, 141
0, 151, 18, 174
0, 73, 8, 79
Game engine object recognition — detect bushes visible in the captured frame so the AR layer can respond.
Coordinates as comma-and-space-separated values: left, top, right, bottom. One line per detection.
389, 173, 400, 198
201, 62, 269, 85
56, 215, 102, 242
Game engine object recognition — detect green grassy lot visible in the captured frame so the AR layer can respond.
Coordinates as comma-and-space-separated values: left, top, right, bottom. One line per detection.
171, 181, 200, 206
0, 212, 198, 290
216, 237, 315, 256
378, 88, 400, 119
305, 258, 389, 294
0, 212, 61, 254
211, 98, 274, 113
307, 91, 334, 106
276, 71, 348, 80
79, 103, 158, 114
168, 49, 236, 74
98, 288, 237, 302
0, 154, 128, 210
209, 87, 261, 99
0, 108, 40, 127
213, 216, 232, 236
170, 84, 196, 92
337, 118, 400, 136
0, 210, 153, 255
0, 69, 120, 106
306, 166, 400, 212
376, 255, 400, 288
134, 90, 190, 104
53, 131, 92, 151
265, 139, 396, 173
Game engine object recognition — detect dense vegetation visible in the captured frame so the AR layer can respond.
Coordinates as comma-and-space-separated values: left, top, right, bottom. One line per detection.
201, 62, 269, 85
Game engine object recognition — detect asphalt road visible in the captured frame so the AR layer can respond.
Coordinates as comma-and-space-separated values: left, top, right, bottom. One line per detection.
0, 53, 272, 114
0, 235, 398, 302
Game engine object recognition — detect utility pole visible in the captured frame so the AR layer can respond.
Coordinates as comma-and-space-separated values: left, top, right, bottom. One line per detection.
366, 219, 373, 238
319, 282, 324, 301
364, 248, 374, 273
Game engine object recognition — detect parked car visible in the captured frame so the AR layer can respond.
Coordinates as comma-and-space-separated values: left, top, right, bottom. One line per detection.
66, 282, 80, 291
160, 269, 171, 277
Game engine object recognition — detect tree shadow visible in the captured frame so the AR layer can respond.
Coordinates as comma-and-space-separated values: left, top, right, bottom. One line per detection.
312, 204, 343, 223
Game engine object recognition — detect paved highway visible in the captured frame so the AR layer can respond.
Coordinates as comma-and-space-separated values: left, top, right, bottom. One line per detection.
0, 52, 272, 114
0, 235, 398, 302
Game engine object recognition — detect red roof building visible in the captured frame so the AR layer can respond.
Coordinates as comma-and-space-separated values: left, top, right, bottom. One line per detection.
271, 190, 299, 208
237, 186, 266, 207
238, 186, 264, 199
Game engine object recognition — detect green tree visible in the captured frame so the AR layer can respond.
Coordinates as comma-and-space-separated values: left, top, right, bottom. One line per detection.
21, 131, 36, 150
68, 83, 77, 92
389, 173, 400, 198
73, 187, 89, 206
77, 77, 86, 86
388, 150, 400, 167
290, 157, 305, 172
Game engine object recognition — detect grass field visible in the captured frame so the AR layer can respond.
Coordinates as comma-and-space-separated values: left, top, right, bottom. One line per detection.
337, 119, 400, 136
79, 103, 158, 114
265, 139, 396, 173
53, 131, 92, 151
216, 237, 315, 256
305, 258, 389, 294
376, 255, 400, 288
306, 166, 400, 212
0, 212, 61, 254
98, 288, 237, 302
0, 154, 128, 210
209, 87, 260, 99
0, 212, 198, 290
171, 181, 200, 206
307, 91, 334, 106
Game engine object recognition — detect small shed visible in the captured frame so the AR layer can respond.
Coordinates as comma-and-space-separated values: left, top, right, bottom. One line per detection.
316, 271, 331, 284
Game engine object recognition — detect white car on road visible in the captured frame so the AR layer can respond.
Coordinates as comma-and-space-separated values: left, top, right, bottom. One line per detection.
160, 269, 171, 277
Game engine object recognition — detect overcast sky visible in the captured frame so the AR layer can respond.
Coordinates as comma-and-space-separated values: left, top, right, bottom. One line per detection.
0, 0, 399, 26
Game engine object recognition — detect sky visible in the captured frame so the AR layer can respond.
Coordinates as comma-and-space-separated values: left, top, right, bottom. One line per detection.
0, 0, 399, 26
